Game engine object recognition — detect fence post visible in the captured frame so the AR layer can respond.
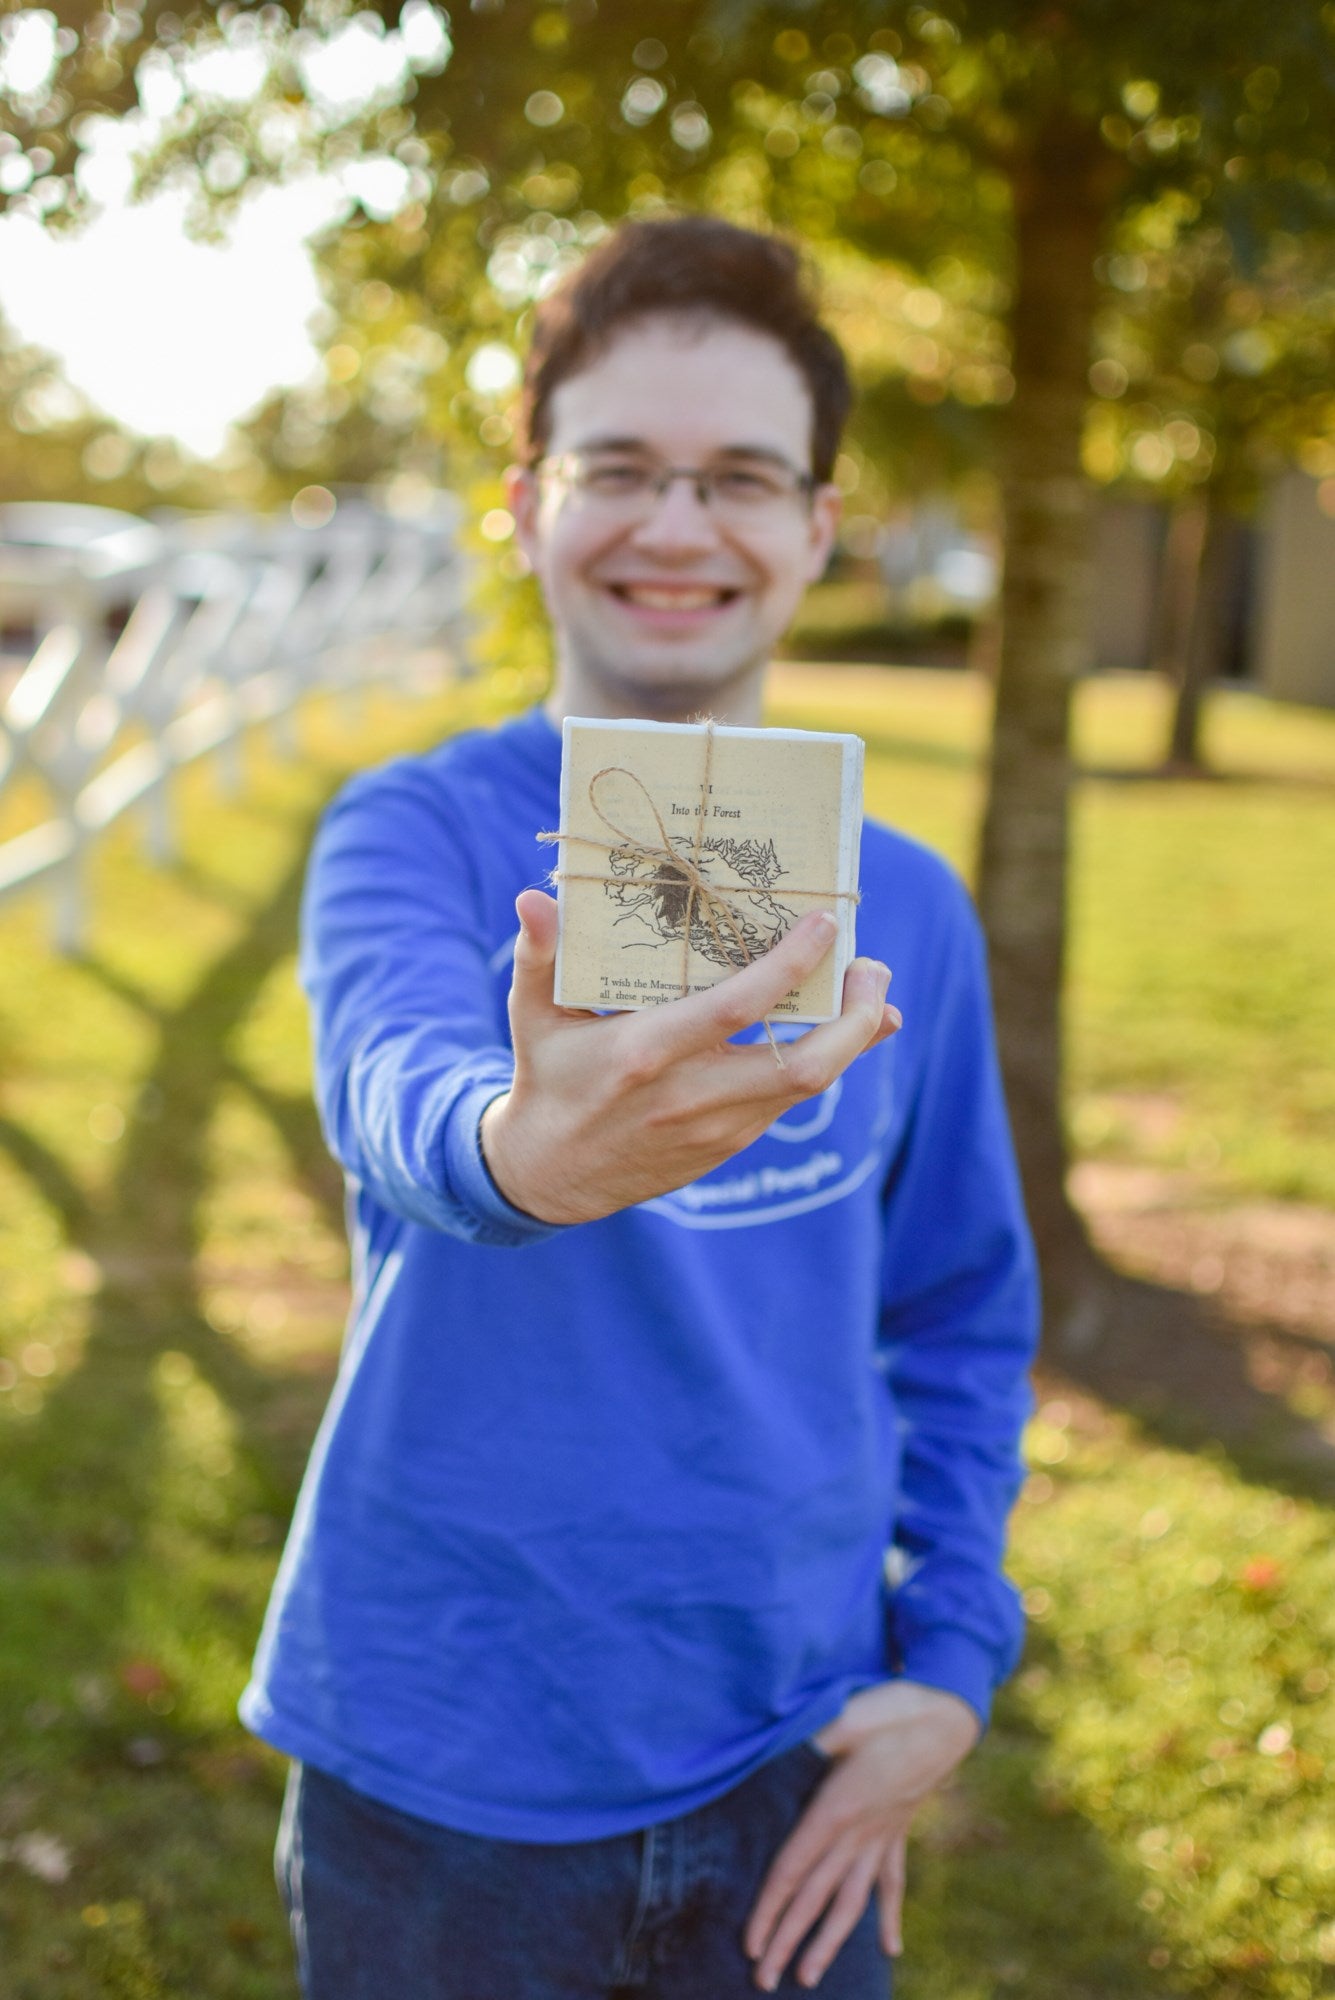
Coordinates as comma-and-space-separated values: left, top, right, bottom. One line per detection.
268, 708, 298, 760
215, 727, 245, 797
52, 848, 85, 957
1, 496, 472, 948
144, 778, 175, 865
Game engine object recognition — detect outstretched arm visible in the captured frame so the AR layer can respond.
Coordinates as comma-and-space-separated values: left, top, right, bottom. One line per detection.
303, 765, 899, 1243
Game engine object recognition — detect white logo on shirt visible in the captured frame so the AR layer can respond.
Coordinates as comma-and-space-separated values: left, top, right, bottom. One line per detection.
670, 1151, 843, 1212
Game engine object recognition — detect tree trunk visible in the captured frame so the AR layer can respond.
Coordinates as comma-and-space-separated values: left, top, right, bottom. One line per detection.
1165, 494, 1228, 769
1151, 490, 1209, 711
976, 127, 1112, 1354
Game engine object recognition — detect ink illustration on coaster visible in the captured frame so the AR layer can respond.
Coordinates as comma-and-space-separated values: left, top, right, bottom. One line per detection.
545, 716, 864, 1024
595, 768, 799, 969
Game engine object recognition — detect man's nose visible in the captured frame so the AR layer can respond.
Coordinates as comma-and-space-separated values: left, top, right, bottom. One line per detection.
629, 472, 722, 551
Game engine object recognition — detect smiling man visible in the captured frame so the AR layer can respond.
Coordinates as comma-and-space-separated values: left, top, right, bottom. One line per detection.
510, 310, 841, 724
242, 217, 1038, 1999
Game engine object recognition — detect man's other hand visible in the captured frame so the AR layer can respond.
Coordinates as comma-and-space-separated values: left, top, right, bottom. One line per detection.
480, 889, 899, 1226
745, 1681, 981, 1991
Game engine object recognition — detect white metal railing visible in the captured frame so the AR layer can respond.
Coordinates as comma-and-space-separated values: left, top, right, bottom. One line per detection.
0, 497, 470, 952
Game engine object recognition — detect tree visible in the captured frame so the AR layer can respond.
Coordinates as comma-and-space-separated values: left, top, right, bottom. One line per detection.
7, 0, 1334, 1349
0, 306, 218, 510
1085, 214, 1335, 768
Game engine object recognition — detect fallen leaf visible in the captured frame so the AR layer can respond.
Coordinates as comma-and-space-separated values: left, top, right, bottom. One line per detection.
12, 1831, 72, 1884
119, 1659, 171, 1701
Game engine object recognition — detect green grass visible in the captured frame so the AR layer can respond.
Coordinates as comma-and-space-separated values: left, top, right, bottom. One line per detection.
2, 665, 1334, 1997
915, 1405, 1335, 2000
771, 666, 1335, 1208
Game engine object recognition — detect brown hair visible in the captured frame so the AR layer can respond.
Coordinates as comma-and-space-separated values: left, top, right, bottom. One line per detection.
516, 215, 852, 482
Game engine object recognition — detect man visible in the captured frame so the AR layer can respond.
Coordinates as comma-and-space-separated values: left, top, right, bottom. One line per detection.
242, 216, 1038, 1998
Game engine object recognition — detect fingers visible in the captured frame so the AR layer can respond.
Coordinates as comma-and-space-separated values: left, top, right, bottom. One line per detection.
745, 1813, 827, 1971
750, 1836, 857, 1993
840, 955, 899, 1042
508, 890, 563, 1023
514, 886, 558, 956
878, 1835, 907, 1958
717, 956, 896, 1107
795, 1849, 882, 1990
750, 1835, 880, 1992
653, 910, 841, 1061
785, 956, 896, 1086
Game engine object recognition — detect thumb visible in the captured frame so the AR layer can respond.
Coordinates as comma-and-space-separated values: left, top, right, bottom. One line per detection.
508, 890, 560, 1018
812, 1711, 857, 1759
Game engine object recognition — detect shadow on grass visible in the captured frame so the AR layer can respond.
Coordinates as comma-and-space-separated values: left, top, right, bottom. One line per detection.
223, 1060, 345, 1244
0, 845, 333, 1575
1056, 1264, 1335, 1506
162, 855, 265, 919
0, 1112, 95, 1241
1082, 764, 1335, 793
902, 1632, 1173, 2000
58, 850, 323, 1465
0, 848, 340, 1993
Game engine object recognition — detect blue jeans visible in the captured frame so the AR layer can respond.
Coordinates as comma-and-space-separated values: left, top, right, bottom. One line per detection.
276, 1747, 891, 1998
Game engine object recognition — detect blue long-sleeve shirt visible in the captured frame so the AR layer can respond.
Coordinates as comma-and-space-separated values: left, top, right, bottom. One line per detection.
240, 705, 1039, 1840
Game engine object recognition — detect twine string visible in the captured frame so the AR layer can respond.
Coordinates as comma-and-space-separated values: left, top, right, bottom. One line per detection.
538, 721, 859, 1065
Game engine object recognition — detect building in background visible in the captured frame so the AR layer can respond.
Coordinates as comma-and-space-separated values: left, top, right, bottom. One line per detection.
811, 471, 1335, 708
1251, 473, 1335, 710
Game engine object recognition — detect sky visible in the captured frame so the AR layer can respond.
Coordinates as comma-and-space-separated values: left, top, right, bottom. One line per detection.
0, 180, 340, 457
0, 7, 446, 458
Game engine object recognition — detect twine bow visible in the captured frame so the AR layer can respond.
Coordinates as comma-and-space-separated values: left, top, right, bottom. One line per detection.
538, 720, 859, 1065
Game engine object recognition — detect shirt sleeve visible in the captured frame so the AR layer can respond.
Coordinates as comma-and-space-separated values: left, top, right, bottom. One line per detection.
877, 880, 1039, 1730
298, 759, 562, 1248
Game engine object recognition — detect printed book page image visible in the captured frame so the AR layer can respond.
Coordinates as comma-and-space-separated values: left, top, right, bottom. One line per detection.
550, 717, 863, 1023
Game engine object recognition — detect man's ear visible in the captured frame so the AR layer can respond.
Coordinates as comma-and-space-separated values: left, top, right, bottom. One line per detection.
804, 482, 843, 584
505, 463, 541, 569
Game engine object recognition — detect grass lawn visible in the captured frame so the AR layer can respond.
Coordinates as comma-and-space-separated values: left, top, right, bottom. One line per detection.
1, 665, 1333, 1998
769, 665, 1335, 1212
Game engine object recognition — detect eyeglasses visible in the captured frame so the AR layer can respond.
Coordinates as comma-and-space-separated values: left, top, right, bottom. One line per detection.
534, 450, 816, 524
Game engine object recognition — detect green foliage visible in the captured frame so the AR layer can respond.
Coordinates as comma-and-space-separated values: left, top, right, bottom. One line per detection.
1, 665, 1332, 1996
0, 306, 299, 514
6, 2, 1332, 529
1085, 211, 1335, 508
0, 309, 206, 512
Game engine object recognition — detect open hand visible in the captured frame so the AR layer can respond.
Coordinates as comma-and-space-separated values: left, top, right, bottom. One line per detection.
480, 889, 899, 1225
745, 1681, 981, 1991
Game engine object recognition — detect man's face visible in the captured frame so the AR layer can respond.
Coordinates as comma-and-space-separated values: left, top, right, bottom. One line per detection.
508, 313, 842, 721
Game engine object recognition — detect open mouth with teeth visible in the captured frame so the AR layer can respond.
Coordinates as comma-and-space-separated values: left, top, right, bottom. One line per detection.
606, 583, 742, 614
